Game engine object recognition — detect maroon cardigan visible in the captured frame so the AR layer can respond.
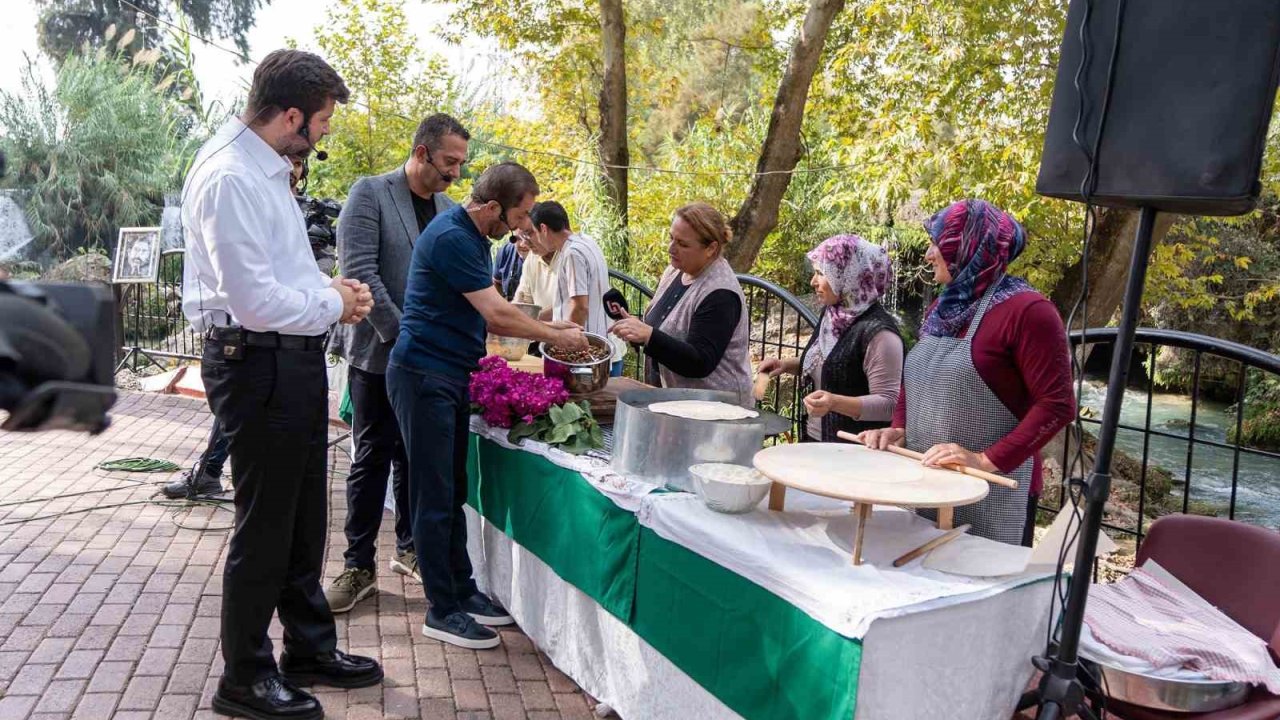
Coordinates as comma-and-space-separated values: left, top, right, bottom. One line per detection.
892, 292, 1076, 495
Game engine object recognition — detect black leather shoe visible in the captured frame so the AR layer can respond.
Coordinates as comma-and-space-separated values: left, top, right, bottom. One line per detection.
161, 469, 224, 499
280, 649, 383, 689
211, 676, 321, 720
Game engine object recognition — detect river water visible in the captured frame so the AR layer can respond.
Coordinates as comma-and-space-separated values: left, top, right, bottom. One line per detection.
1078, 379, 1280, 528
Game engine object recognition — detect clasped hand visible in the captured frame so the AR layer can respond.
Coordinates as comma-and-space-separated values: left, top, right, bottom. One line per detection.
332, 277, 374, 325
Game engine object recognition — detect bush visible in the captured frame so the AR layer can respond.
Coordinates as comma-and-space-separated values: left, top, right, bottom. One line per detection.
1231, 374, 1280, 451
0, 46, 197, 259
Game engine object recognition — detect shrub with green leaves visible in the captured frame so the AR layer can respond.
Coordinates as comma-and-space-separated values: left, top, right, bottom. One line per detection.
0, 43, 197, 259
508, 400, 605, 456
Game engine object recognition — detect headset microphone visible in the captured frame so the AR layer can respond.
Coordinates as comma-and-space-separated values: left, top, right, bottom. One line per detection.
422, 146, 453, 184
298, 125, 328, 162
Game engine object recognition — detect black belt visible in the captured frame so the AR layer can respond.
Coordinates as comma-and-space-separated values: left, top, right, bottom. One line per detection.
207, 326, 328, 352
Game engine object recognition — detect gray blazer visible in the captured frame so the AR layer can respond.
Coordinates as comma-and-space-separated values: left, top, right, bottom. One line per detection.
328, 167, 455, 373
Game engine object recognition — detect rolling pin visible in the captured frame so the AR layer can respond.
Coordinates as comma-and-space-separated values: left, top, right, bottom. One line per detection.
893, 524, 972, 567
836, 430, 1018, 489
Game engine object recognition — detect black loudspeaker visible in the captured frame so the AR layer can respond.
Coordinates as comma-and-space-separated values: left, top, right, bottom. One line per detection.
1037, 0, 1280, 216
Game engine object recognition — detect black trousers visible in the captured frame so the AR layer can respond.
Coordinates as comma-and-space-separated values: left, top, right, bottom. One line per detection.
385, 363, 477, 617
195, 418, 230, 479
202, 339, 337, 685
343, 366, 413, 569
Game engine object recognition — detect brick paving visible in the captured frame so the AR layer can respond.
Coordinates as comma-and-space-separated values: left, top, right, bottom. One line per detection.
0, 392, 594, 720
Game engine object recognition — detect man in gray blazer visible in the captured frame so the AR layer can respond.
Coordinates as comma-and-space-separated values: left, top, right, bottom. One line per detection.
326, 114, 471, 612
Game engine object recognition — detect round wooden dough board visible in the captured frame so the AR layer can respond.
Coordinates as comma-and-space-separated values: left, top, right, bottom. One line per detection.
752, 443, 989, 508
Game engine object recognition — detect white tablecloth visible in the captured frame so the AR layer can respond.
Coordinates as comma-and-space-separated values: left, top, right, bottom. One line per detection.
468, 507, 1055, 720
638, 493, 1056, 639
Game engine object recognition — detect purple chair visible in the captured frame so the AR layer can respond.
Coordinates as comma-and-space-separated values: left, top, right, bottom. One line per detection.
1103, 514, 1280, 720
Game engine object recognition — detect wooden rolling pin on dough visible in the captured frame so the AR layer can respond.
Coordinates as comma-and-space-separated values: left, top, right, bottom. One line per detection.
836, 430, 1018, 489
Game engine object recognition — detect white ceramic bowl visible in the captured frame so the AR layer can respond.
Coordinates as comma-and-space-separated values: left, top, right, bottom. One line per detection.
689, 463, 771, 514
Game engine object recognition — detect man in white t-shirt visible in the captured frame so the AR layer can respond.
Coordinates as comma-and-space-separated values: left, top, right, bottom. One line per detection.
528, 201, 625, 372
512, 227, 557, 318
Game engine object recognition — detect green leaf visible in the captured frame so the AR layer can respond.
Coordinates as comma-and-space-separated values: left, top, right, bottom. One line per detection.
545, 423, 575, 444
549, 404, 566, 426
557, 402, 584, 423
508, 421, 538, 443
559, 434, 592, 455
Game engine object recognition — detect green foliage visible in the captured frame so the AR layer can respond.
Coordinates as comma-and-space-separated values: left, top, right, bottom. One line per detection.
305, 0, 465, 200
35, 0, 267, 64
0, 44, 198, 257
1231, 374, 1280, 451
507, 400, 604, 455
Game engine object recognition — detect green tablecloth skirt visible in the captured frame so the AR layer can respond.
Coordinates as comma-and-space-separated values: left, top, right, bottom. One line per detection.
466, 435, 862, 720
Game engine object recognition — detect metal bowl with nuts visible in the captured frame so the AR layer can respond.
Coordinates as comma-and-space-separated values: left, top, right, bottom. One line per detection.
540, 332, 612, 395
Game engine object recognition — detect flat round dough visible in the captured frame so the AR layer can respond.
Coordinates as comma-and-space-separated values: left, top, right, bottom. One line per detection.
647, 400, 759, 421
753, 443, 988, 507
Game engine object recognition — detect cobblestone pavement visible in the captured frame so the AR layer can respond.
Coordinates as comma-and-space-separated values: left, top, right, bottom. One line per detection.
0, 392, 593, 720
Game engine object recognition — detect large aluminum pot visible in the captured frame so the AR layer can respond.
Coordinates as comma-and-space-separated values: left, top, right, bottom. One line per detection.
540, 331, 612, 395
1084, 659, 1249, 713
612, 388, 792, 492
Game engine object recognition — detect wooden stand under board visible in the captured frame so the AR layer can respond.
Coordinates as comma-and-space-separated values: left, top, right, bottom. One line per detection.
754, 443, 988, 566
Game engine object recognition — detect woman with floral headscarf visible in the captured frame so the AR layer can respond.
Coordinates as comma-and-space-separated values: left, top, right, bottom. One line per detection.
758, 235, 904, 442
858, 200, 1075, 546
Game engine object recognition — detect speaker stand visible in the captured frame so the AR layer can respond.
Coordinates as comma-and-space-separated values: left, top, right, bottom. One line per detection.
1033, 206, 1158, 719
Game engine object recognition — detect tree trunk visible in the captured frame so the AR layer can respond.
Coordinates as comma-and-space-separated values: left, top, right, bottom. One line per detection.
1049, 207, 1177, 330
725, 0, 845, 272
598, 0, 629, 234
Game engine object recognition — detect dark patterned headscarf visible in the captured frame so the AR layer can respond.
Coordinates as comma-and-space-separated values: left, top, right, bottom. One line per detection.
920, 199, 1034, 338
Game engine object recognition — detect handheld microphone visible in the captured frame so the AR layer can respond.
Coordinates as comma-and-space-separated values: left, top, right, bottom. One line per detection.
298, 125, 328, 162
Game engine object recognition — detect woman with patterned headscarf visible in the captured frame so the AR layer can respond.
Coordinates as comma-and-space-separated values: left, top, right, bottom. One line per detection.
758, 235, 904, 442
858, 200, 1075, 546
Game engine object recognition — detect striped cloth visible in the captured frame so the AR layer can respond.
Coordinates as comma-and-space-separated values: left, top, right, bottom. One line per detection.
1084, 568, 1280, 693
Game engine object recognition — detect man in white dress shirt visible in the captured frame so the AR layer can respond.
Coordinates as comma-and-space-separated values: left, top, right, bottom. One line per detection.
181, 49, 383, 720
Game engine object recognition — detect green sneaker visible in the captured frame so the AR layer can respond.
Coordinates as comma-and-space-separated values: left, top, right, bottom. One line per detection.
389, 549, 421, 583
324, 568, 376, 613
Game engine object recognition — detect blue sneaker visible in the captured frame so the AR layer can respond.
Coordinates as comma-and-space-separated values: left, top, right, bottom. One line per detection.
461, 591, 514, 626
422, 609, 500, 650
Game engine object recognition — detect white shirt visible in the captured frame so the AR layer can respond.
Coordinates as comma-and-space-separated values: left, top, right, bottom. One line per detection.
181, 118, 343, 335
513, 251, 557, 314
552, 233, 609, 337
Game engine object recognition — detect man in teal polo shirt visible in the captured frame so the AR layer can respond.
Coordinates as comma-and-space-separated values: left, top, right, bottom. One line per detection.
386, 162, 586, 649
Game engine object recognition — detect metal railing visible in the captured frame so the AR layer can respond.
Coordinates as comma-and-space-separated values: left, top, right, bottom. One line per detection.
607, 268, 655, 381
118, 249, 202, 370
737, 274, 819, 442
1049, 328, 1280, 544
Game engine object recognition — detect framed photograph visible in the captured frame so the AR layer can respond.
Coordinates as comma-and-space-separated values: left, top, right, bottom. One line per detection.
112, 227, 162, 284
